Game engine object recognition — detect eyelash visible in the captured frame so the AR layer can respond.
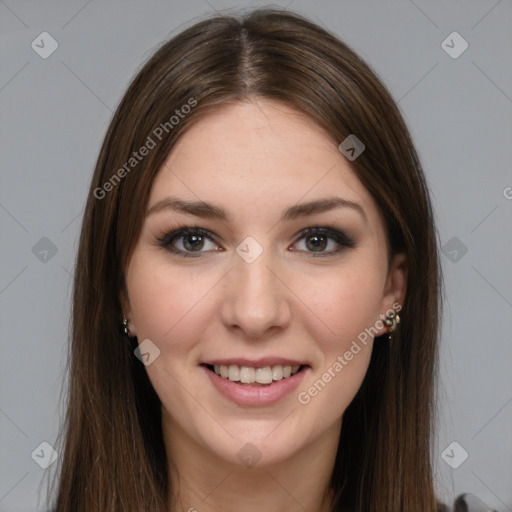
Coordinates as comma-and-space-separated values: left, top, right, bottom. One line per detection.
156, 225, 356, 258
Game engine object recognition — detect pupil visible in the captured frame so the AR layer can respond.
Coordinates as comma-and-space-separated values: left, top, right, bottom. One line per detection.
184, 234, 203, 251
306, 235, 326, 252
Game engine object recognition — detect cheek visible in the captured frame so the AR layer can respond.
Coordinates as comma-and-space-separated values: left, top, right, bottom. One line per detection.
294, 266, 380, 418
295, 260, 385, 346
126, 255, 218, 349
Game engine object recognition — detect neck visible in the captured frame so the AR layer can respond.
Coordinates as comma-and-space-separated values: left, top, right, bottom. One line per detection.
163, 412, 341, 512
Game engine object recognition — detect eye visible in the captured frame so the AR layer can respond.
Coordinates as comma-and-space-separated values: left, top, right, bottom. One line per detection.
291, 227, 356, 257
157, 227, 222, 258
157, 225, 356, 258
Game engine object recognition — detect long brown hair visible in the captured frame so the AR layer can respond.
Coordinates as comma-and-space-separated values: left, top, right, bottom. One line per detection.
49, 8, 442, 512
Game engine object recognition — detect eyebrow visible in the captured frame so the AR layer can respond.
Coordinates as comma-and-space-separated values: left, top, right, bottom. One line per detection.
146, 196, 367, 223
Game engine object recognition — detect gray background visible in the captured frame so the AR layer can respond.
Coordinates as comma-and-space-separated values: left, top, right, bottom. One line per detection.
1, 0, 511, 511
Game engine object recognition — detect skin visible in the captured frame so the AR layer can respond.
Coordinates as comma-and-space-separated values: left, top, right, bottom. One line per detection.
121, 99, 407, 512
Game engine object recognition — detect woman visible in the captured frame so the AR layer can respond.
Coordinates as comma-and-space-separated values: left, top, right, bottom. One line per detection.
50, 8, 442, 512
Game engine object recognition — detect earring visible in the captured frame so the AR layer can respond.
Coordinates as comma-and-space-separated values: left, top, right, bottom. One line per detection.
385, 312, 400, 342
122, 317, 131, 337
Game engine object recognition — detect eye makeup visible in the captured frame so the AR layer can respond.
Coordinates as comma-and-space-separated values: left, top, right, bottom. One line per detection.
155, 224, 357, 259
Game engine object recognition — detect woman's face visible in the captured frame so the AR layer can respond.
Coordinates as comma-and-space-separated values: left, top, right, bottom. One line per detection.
122, 99, 406, 468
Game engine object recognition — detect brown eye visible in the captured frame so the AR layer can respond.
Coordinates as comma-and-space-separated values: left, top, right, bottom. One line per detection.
292, 227, 356, 257
182, 233, 205, 251
305, 234, 328, 252
157, 227, 222, 258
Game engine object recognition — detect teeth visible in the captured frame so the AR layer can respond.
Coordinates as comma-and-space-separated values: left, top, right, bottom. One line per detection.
212, 364, 302, 384
255, 366, 273, 384
228, 365, 240, 381
272, 365, 283, 380
240, 366, 255, 383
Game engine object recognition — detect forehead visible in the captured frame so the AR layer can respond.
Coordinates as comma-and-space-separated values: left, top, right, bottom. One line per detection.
147, 99, 382, 229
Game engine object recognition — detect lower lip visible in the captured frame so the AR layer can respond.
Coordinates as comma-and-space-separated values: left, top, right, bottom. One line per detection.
202, 365, 309, 407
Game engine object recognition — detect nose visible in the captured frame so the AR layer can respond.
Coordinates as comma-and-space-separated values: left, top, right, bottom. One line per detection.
220, 247, 291, 339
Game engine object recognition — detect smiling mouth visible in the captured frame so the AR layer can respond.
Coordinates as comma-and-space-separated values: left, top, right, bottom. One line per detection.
202, 363, 307, 386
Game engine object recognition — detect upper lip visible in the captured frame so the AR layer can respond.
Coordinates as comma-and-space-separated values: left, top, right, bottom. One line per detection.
202, 357, 309, 368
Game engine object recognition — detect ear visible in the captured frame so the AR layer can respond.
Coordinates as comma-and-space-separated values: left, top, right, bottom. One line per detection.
376, 252, 407, 336
119, 286, 137, 337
